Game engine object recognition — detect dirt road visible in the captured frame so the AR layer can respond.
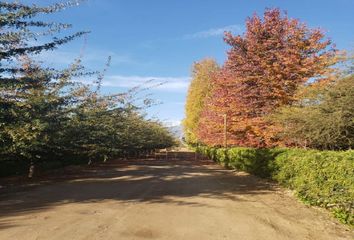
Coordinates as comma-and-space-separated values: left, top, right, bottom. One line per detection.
0, 152, 352, 240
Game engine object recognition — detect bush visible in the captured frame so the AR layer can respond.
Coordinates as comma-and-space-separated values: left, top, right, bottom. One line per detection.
273, 149, 354, 225
215, 148, 229, 166
196, 146, 354, 226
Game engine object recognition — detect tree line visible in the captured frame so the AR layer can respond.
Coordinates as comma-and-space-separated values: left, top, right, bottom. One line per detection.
0, 1, 176, 177
184, 8, 353, 150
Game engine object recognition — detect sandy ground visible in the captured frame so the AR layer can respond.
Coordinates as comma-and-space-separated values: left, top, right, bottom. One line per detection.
0, 151, 352, 240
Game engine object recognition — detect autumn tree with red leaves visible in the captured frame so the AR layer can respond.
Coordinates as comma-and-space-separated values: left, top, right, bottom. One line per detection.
197, 8, 337, 147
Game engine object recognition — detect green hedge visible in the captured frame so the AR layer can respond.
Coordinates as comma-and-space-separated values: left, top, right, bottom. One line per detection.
197, 146, 354, 226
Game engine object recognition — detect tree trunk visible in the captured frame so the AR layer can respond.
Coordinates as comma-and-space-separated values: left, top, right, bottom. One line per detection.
28, 160, 35, 178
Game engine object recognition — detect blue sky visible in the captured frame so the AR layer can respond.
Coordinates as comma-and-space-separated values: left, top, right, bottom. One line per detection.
23, 0, 354, 125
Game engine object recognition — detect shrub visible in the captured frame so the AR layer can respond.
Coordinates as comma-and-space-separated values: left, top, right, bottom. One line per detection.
217, 147, 284, 177
273, 149, 354, 225
196, 146, 354, 226
215, 148, 229, 166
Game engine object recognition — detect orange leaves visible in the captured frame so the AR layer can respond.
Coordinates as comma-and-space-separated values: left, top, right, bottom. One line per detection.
195, 8, 336, 148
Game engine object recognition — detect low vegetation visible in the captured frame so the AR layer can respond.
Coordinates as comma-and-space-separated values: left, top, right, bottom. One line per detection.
197, 146, 354, 226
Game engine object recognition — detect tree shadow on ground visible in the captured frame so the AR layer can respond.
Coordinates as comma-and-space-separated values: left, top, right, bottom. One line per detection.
0, 152, 275, 229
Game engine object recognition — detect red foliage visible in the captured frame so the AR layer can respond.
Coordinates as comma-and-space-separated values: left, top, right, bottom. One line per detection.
197, 8, 336, 147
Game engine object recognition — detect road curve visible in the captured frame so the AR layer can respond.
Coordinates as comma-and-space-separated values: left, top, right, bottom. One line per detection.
0, 152, 352, 240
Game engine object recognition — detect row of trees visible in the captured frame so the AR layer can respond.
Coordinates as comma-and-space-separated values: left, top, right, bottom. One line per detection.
0, 1, 176, 177
184, 8, 353, 150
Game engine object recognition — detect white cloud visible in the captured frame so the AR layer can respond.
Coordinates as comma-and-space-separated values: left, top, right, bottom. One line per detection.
183, 24, 242, 39
36, 49, 134, 66
81, 75, 190, 92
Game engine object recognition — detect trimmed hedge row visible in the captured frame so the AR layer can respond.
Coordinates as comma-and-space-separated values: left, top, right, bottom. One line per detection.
196, 146, 354, 226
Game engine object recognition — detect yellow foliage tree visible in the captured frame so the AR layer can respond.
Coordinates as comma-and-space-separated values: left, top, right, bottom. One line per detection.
183, 58, 219, 144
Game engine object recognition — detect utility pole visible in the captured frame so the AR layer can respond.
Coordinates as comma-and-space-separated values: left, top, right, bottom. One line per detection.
223, 113, 227, 148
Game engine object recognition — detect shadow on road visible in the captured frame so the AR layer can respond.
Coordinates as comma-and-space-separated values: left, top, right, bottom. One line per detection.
0, 151, 274, 229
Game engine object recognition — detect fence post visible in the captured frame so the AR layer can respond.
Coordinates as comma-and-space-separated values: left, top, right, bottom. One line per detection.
223, 113, 227, 148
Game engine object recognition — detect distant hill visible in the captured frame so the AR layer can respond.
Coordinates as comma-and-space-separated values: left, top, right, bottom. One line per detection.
167, 124, 184, 140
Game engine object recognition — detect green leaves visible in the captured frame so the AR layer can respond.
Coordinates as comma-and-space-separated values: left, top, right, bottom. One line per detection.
0, 1, 176, 177
272, 73, 354, 150
198, 146, 354, 226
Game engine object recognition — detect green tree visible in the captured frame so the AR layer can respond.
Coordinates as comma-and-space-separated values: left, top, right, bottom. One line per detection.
0, 1, 87, 176
0, 56, 86, 176
0, 1, 177, 177
272, 70, 354, 150
64, 92, 176, 163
